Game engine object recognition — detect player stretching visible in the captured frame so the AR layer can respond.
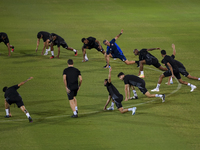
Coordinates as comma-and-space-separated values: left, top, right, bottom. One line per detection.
50, 33, 77, 59
118, 72, 165, 102
3, 77, 33, 122
81, 37, 106, 62
0, 32, 14, 56
104, 67, 137, 114
63, 59, 82, 118
36, 31, 51, 55
133, 48, 167, 78
151, 50, 197, 92
164, 44, 200, 85
103, 29, 136, 68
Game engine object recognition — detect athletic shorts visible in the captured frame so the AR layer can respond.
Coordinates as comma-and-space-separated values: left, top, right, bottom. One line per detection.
146, 58, 161, 68
54, 41, 68, 49
67, 89, 78, 100
114, 98, 123, 109
163, 70, 181, 79
6, 97, 24, 108
136, 81, 148, 95
111, 53, 127, 62
179, 67, 189, 77
0, 38, 9, 45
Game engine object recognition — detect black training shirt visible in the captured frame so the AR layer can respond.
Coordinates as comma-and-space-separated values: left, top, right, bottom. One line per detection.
139, 49, 155, 61
105, 82, 123, 100
63, 67, 81, 90
4, 85, 21, 100
123, 75, 145, 86
171, 55, 185, 68
83, 37, 96, 49
51, 33, 65, 47
38, 31, 50, 42
162, 55, 179, 71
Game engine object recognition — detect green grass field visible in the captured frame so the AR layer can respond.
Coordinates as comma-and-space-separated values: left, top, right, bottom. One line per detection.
0, 0, 200, 149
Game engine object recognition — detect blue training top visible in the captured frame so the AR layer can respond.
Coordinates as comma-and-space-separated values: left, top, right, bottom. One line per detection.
106, 38, 124, 55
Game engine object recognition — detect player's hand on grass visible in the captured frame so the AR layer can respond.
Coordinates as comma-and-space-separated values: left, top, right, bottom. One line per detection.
28, 77, 33, 80
157, 48, 161, 50
124, 97, 128, 101
103, 106, 107, 110
121, 29, 123, 34
172, 44, 175, 49
56, 55, 60, 59
36, 48, 38, 52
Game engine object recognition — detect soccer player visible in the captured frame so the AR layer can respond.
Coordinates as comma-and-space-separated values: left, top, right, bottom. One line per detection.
63, 59, 82, 118
103, 29, 136, 68
50, 33, 78, 59
36, 31, 51, 55
118, 72, 165, 102
3, 77, 33, 122
133, 48, 167, 78
0, 32, 14, 56
81, 37, 106, 62
104, 67, 137, 114
151, 50, 197, 92
164, 44, 200, 85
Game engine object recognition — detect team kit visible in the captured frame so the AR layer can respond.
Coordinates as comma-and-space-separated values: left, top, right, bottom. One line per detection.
1, 30, 199, 122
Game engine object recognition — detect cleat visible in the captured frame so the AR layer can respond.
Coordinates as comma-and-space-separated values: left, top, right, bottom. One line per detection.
4, 115, 10, 118
130, 96, 138, 99
113, 58, 117, 60
151, 88, 159, 92
132, 107, 137, 115
82, 59, 89, 62
44, 52, 48, 55
74, 50, 78, 56
11, 47, 15, 52
28, 117, 33, 122
190, 85, 197, 92
76, 110, 78, 114
138, 74, 145, 78
71, 114, 78, 118
103, 65, 111, 68
50, 56, 54, 59
161, 94, 165, 103
165, 82, 173, 85
107, 107, 114, 110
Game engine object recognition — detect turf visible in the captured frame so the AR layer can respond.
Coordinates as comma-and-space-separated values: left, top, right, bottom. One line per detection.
0, 0, 200, 150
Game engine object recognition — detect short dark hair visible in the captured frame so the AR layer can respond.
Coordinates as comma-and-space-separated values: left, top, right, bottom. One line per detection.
117, 72, 124, 77
104, 79, 108, 82
3, 86, 7, 92
68, 59, 73, 65
37, 32, 42, 39
103, 40, 107, 44
161, 50, 166, 55
81, 38, 86, 43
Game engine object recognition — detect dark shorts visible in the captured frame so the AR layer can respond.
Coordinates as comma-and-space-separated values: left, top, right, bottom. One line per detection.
0, 38, 9, 45
67, 89, 78, 100
146, 58, 161, 68
54, 41, 68, 49
136, 81, 148, 95
114, 98, 123, 109
86, 43, 104, 52
111, 53, 127, 62
179, 67, 189, 77
163, 70, 181, 79
6, 98, 24, 108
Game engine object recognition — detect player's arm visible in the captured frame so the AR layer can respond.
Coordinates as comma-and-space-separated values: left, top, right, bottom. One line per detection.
36, 38, 40, 52
172, 44, 176, 56
147, 48, 161, 51
106, 54, 110, 68
82, 47, 86, 62
104, 95, 112, 110
124, 84, 129, 101
95, 40, 102, 49
167, 62, 175, 78
63, 74, 70, 93
6, 43, 11, 56
114, 29, 123, 40
41, 42, 46, 55
18, 77, 33, 87
108, 67, 112, 83
78, 75, 82, 89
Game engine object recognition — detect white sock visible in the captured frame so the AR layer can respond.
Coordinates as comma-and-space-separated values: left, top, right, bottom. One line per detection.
51, 51, 54, 56
111, 102, 114, 107
26, 113, 30, 118
45, 49, 49, 53
5, 109, 9, 116
73, 111, 77, 115
156, 84, 160, 89
155, 94, 162, 98
132, 90, 137, 97
85, 54, 88, 59
198, 78, 200, 81
75, 106, 78, 111
73, 49, 77, 52
170, 77, 173, 83
140, 71, 144, 75
187, 83, 191, 87
128, 108, 133, 111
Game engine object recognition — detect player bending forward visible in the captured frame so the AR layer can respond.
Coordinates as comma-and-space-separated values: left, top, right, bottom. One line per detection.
104, 67, 137, 115
3, 77, 33, 122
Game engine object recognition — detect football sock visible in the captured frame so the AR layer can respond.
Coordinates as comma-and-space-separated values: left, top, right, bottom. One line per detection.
140, 71, 144, 75
128, 108, 133, 111
170, 77, 173, 83
26, 113, 30, 118
132, 90, 138, 97
73, 49, 77, 52
5, 109, 9, 116
187, 83, 191, 87
198, 78, 200, 81
73, 111, 77, 115
85, 54, 88, 60
75, 106, 78, 111
111, 102, 114, 107
155, 94, 162, 98
51, 51, 54, 56
156, 84, 160, 89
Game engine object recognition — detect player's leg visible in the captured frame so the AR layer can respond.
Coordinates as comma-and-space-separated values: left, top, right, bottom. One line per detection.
186, 74, 200, 80
129, 85, 138, 99
44, 39, 51, 55
63, 42, 77, 56
20, 105, 32, 122
151, 73, 166, 92
4, 99, 11, 117
74, 97, 78, 113
144, 91, 165, 102
158, 65, 168, 71
50, 43, 55, 59
124, 60, 136, 65
139, 60, 146, 78
178, 78, 197, 92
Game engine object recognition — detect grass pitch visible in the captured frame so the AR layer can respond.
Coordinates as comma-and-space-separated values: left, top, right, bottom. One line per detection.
0, 0, 200, 150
